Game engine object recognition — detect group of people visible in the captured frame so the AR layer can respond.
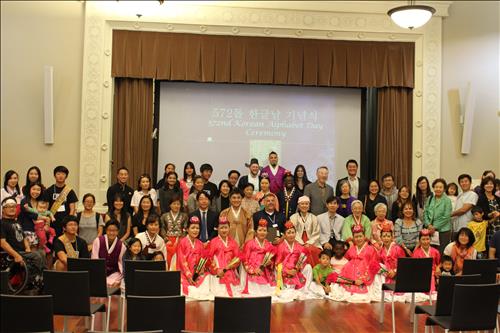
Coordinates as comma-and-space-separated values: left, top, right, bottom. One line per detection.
1, 152, 499, 302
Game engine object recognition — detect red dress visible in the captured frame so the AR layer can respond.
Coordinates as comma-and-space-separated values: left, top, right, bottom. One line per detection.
275, 240, 307, 289
176, 236, 208, 295
241, 238, 276, 293
379, 242, 406, 284
340, 242, 380, 294
412, 246, 440, 292
208, 235, 241, 296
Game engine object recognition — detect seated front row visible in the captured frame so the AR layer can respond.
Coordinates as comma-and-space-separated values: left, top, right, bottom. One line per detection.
53, 214, 446, 304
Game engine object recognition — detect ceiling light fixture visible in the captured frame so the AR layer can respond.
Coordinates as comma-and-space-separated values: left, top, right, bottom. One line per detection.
388, 1, 436, 29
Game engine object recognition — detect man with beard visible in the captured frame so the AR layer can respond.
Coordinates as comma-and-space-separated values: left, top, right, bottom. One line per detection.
261, 151, 287, 194
238, 158, 261, 194
252, 194, 286, 245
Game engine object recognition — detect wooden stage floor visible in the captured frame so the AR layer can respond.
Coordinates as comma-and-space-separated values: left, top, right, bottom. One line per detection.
56, 297, 435, 333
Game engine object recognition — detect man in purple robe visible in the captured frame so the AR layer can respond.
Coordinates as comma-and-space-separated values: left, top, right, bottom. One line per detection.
261, 151, 287, 194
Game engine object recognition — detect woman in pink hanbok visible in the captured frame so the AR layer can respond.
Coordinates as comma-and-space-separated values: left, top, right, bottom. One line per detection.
378, 222, 405, 285
412, 229, 440, 294
241, 218, 276, 296
208, 216, 241, 297
274, 221, 313, 301
329, 224, 380, 303
176, 216, 212, 300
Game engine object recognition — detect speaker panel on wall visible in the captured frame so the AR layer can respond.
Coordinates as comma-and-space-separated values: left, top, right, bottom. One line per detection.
44, 65, 54, 145
461, 82, 475, 155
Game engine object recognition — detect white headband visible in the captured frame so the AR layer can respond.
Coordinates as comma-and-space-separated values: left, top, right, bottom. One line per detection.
2, 198, 17, 207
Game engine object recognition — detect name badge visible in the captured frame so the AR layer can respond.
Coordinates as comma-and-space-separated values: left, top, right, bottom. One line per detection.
272, 224, 278, 228
75, 251, 80, 258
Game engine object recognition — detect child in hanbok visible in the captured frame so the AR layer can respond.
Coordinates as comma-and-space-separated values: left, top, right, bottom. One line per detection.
331, 241, 349, 273
208, 216, 242, 297
176, 216, 212, 300
274, 221, 313, 301
329, 224, 380, 303
241, 218, 276, 296
412, 228, 440, 294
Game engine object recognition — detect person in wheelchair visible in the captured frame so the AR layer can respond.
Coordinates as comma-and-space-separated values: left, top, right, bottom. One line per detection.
1, 196, 45, 290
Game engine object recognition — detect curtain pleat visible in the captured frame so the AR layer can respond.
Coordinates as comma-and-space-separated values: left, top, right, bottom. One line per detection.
112, 78, 154, 188
111, 31, 414, 88
376, 87, 413, 188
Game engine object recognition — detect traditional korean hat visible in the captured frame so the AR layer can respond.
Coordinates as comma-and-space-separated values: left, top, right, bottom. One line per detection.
284, 221, 295, 230
218, 215, 229, 225
189, 216, 200, 225
381, 221, 393, 233
351, 224, 364, 234
419, 228, 431, 237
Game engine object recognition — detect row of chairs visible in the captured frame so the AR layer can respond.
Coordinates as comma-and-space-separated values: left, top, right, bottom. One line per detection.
379, 258, 498, 333
1, 258, 498, 332
1, 291, 269, 333
1, 258, 272, 333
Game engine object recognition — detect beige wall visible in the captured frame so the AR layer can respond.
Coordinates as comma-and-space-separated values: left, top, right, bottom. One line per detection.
441, 1, 500, 181
2, 1, 497, 196
0, 1, 84, 191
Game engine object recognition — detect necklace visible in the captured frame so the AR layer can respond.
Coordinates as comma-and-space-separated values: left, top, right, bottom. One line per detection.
284, 187, 296, 201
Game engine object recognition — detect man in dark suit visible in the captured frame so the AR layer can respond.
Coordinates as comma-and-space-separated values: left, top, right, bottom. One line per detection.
238, 158, 261, 194
188, 191, 219, 243
335, 159, 367, 199
252, 193, 286, 245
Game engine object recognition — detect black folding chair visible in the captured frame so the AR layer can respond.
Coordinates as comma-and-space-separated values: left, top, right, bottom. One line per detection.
127, 295, 185, 332
462, 258, 497, 283
379, 257, 433, 333
214, 296, 271, 333
121, 260, 166, 331
1, 294, 54, 332
413, 274, 481, 333
134, 270, 181, 296
424, 283, 499, 332
43, 270, 105, 332
68, 257, 121, 331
